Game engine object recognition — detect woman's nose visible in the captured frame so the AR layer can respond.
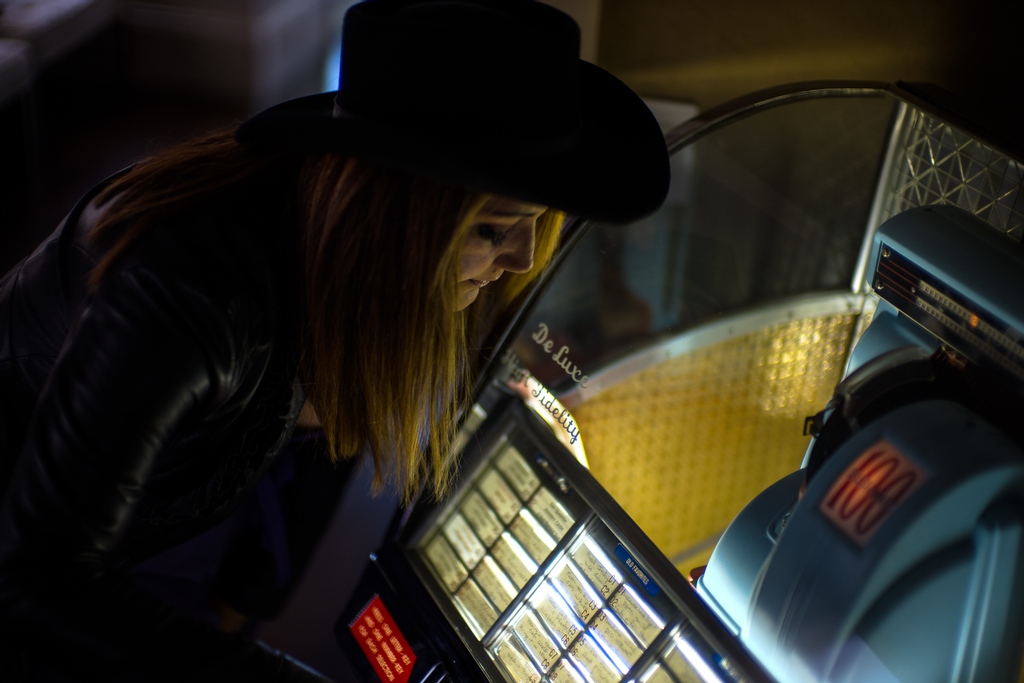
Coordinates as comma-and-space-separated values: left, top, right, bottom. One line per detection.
495, 225, 535, 274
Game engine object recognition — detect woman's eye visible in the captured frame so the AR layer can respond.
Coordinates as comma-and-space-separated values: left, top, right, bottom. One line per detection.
477, 224, 507, 246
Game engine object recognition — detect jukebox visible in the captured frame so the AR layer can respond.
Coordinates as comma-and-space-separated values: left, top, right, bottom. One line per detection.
332, 82, 1024, 682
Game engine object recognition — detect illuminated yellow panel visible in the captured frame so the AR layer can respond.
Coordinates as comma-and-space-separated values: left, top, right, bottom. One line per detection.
572, 314, 856, 572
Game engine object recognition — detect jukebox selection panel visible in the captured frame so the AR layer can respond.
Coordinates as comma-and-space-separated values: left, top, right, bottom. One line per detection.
415, 426, 731, 683
420, 436, 579, 640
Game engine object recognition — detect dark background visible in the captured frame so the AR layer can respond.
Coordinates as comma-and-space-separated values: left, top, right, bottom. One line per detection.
1, 0, 1021, 678
4, 0, 1022, 272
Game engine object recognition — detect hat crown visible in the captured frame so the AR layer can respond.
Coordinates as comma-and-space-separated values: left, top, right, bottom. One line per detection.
235, 0, 669, 224
336, 0, 582, 152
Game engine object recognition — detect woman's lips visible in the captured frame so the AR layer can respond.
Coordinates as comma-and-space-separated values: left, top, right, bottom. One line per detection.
469, 279, 491, 287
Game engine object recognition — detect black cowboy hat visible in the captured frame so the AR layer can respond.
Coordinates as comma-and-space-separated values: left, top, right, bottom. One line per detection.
236, 0, 669, 224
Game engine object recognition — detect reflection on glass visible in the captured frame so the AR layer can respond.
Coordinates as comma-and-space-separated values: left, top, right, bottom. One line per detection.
488, 94, 894, 596
509, 96, 894, 394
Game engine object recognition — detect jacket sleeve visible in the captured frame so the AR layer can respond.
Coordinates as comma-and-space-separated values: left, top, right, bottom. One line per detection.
0, 261, 333, 682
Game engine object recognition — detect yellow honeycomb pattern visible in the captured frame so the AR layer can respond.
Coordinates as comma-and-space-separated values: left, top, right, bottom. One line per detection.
573, 313, 858, 575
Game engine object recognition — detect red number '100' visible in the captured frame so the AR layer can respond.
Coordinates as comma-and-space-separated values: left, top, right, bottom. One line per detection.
823, 447, 919, 536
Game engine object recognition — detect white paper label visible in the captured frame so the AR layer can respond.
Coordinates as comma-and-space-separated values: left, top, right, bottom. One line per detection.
568, 634, 620, 683
529, 487, 575, 540
549, 657, 586, 683
479, 469, 522, 523
443, 513, 486, 569
609, 585, 663, 646
495, 638, 541, 683
496, 445, 540, 500
424, 536, 467, 593
491, 534, 537, 589
590, 609, 643, 671
472, 556, 518, 612
551, 562, 601, 625
514, 611, 560, 673
534, 591, 583, 651
510, 509, 556, 563
571, 542, 621, 601
454, 579, 498, 639
460, 490, 504, 546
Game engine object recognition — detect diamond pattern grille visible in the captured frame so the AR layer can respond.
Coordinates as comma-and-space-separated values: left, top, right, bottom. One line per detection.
883, 109, 1024, 241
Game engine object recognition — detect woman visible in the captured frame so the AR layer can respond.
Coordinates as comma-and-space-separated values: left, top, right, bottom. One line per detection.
0, 0, 669, 680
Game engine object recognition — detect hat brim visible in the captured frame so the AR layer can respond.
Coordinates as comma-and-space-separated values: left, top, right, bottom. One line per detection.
236, 61, 669, 225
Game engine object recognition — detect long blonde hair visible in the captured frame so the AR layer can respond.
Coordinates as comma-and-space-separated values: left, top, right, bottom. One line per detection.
89, 128, 562, 503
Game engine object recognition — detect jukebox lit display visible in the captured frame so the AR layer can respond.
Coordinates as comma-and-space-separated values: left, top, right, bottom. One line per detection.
337, 83, 1024, 683
413, 421, 734, 683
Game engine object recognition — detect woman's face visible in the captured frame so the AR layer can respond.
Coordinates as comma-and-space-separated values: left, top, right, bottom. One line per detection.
456, 196, 547, 310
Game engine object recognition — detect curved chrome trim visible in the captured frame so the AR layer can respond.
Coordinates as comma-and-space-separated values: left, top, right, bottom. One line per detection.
853, 100, 910, 293
483, 84, 888, 378
482, 80, 1022, 402
664, 80, 892, 153
560, 291, 864, 407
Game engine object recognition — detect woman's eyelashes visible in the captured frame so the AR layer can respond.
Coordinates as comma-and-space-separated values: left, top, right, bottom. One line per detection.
476, 224, 508, 246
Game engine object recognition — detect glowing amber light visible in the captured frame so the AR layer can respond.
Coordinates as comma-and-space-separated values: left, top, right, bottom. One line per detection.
969, 314, 979, 329
574, 314, 857, 570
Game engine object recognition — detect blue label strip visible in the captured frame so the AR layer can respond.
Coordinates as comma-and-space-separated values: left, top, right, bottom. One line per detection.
614, 543, 661, 597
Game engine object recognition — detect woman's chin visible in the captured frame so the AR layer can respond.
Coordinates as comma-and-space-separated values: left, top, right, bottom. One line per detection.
455, 285, 480, 311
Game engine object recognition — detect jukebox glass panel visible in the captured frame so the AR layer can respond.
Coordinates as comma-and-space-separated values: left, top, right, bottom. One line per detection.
493, 93, 896, 575
411, 393, 750, 682
376, 84, 1024, 683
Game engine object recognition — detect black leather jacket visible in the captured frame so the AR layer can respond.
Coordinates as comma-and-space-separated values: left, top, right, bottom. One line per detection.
0, 177, 334, 681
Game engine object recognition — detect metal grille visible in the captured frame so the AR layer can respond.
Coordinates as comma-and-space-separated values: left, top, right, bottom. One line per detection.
573, 314, 857, 574
883, 109, 1024, 241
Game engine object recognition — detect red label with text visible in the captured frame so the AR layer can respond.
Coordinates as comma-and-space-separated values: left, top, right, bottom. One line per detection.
819, 440, 927, 546
349, 595, 416, 683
